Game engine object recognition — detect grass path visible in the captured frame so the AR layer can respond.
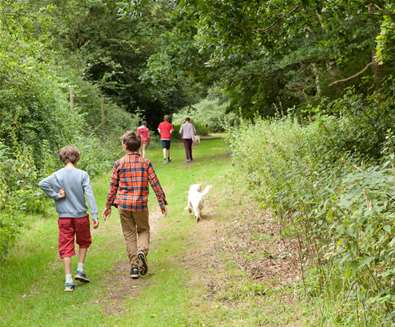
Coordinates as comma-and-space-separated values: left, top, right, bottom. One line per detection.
0, 137, 310, 327
0, 138, 231, 326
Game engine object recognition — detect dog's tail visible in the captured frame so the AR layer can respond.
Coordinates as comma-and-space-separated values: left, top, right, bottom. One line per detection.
201, 185, 212, 197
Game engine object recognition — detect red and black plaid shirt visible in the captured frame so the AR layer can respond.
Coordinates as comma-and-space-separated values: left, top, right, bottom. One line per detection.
105, 153, 167, 211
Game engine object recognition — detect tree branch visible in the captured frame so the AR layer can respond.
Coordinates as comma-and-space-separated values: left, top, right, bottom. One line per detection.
329, 62, 374, 86
256, 5, 300, 33
373, 4, 395, 16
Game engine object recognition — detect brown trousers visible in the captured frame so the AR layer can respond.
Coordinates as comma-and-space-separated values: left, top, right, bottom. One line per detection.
183, 138, 193, 160
119, 208, 150, 267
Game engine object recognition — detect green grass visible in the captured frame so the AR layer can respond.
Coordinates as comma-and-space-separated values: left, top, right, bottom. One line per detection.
0, 173, 121, 326
0, 138, 317, 327
0, 139, 231, 327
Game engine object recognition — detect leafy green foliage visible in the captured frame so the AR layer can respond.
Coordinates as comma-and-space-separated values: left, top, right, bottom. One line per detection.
149, 0, 395, 118
0, 1, 138, 260
1, 5, 394, 326
376, 3, 395, 64
229, 115, 394, 325
173, 96, 237, 133
48, 0, 198, 129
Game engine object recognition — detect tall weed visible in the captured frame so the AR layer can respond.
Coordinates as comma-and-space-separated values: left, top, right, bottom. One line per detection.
229, 117, 394, 325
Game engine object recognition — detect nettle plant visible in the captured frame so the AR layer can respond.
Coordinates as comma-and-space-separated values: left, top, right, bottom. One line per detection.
330, 165, 395, 307
229, 116, 394, 324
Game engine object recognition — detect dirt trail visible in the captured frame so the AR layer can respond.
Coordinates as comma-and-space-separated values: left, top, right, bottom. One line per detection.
179, 188, 303, 326
179, 205, 224, 296
98, 184, 302, 324
99, 201, 223, 316
100, 210, 162, 315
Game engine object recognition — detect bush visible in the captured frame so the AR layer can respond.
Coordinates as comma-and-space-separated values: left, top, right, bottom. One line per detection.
173, 98, 237, 133
228, 116, 394, 326
172, 122, 210, 138
0, 142, 49, 260
322, 90, 395, 160
74, 135, 122, 178
0, 212, 21, 261
0, 29, 139, 261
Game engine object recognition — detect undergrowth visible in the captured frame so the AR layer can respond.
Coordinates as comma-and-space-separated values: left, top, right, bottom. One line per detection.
228, 113, 395, 326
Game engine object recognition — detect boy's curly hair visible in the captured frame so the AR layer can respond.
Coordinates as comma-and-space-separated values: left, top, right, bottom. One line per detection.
58, 145, 80, 164
121, 131, 141, 152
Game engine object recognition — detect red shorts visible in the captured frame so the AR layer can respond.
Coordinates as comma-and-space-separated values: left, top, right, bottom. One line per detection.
58, 216, 92, 258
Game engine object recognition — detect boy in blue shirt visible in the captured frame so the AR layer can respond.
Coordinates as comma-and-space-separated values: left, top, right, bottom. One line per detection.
39, 145, 99, 292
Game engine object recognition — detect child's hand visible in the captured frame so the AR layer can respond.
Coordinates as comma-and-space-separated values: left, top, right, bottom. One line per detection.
102, 207, 111, 221
161, 206, 167, 216
92, 219, 99, 229
58, 188, 65, 198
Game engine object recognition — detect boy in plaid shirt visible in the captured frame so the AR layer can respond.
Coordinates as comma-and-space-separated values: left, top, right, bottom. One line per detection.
103, 131, 167, 279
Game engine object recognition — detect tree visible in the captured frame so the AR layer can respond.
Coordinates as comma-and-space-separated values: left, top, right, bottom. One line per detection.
146, 0, 395, 118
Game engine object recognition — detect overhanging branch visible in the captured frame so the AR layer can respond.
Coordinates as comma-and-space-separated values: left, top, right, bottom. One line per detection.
329, 62, 373, 86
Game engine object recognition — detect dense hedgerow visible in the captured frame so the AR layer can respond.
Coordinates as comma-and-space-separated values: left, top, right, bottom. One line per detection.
0, 27, 138, 260
229, 113, 395, 326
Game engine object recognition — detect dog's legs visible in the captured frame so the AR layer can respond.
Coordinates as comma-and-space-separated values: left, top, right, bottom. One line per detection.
187, 200, 192, 213
195, 206, 201, 223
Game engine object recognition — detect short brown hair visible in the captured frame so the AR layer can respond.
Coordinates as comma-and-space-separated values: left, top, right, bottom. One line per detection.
58, 145, 80, 164
121, 131, 141, 151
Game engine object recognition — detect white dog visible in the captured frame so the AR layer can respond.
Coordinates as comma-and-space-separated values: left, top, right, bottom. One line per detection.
187, 184, 212, 222
192, 135, 200, 145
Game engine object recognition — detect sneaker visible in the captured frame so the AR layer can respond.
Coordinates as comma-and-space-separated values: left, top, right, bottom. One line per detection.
75, 271, 90, 283
137, 250, 148, 276
64, 282, 75, 292
130, 267, 140, 279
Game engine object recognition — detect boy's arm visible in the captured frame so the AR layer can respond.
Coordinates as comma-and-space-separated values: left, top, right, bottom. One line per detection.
179, 125, 183, 135
82, 173, 98, 221
147, 162, 167, 211
38, 174, 63, 200
105, 162, 119, 209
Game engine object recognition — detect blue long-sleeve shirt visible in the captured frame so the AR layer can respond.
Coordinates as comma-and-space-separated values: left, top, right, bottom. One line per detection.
38, 167, 98, 220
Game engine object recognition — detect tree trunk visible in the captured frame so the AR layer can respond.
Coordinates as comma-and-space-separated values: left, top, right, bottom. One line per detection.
368, 3, 381, 84
312, 63, 321, 97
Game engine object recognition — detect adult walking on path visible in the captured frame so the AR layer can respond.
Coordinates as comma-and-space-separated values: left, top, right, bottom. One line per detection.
179, 117, 196, 162
136, 121, 150, 158
157, 115, 174, 163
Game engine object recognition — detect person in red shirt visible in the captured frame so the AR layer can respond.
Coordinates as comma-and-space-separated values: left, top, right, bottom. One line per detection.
157, 115, 174, 163
136, 121, 150, 158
